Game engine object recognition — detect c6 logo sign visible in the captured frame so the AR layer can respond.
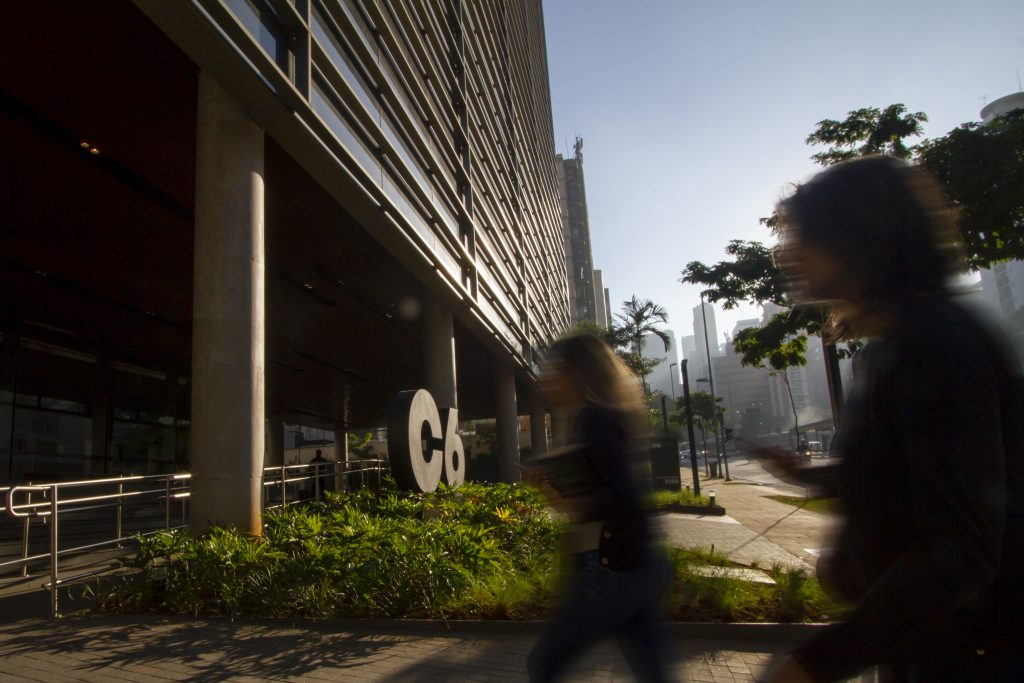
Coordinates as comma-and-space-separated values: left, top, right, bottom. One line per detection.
387, 389, 465, 492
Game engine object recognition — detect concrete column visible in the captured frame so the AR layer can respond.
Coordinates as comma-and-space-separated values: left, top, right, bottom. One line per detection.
529, 391, 548, 458
495, 366, 520, 483
265, 416, 284, 467
423, 298, 457, 410
190, 72, 266, 535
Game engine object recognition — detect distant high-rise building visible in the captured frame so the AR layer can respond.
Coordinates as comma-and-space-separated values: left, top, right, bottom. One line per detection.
679, 334, 698, 392
556, 137, 597, 326
593, 269, 610, 328
712, 344, 772, 435
692, 301, 721, 381
733, 318, 760, 339
643, 331, 679, 399
761, 302, 786, 325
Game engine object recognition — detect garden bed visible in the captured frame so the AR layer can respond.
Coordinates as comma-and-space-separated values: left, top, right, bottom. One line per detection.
649, 489, 727, 515
96, 481, 841, 624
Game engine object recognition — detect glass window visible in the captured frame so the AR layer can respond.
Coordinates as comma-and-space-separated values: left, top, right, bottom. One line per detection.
383, 171, 431, 244
0, 332, 12, 482
109, 363, 176, 476
10, 339, 97, 481
312, 76, 382, 185
226, 0, 290, 72
381, 114, 432, 199
311, 5, 379, 121
434, 239, 461, 280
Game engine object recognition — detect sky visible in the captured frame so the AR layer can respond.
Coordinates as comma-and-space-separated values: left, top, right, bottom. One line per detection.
542, 0, 1024, 348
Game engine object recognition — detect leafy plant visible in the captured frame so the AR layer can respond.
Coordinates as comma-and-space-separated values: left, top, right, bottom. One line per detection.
99, 483, 842, 624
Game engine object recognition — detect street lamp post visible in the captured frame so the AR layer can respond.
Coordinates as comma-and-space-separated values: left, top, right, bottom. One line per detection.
699, 293, 730, 481
680, 360, 701, 496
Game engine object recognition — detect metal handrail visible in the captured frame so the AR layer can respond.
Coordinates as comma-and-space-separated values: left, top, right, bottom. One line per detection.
0, 458, 390, 617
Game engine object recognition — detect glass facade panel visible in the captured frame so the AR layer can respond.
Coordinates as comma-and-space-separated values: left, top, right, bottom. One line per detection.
109, 363, 176, 476
310, 5, 379, 121
381, 115, 431, 200
109, 421, 175, 476
225, 0, 289, 71
8, 340, 96, 480
311, 77, 382, 185
11, 409, 93, 481
337, 0, 378, 64
383, 172, 431, 244
434, 239, 461, 280
0, 332, 12, 482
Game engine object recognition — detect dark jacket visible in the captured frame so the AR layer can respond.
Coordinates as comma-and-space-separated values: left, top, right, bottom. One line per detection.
792, 294, 1024, 681
574, 403, 653, 571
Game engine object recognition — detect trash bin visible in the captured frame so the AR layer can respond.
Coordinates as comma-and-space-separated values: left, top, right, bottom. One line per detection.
709, 461, 719, 478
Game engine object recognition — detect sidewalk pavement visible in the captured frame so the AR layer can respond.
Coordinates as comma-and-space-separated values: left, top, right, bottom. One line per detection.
0, 615, 814, 683
0, 461, 850, 682
662, 460, 838, 572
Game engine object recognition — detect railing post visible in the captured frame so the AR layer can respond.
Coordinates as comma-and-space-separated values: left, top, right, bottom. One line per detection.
21, 489, 31, 577
164, 476, 171, 530
49, 486, 59, 618
314, 463, 321, 502
281, 466, 287, 507
115, 481, 124, 548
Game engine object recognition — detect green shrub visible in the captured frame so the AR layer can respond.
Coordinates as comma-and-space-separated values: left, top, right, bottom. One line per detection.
649, 489, 712, 508
100, 481, 559, 620
100, 482, 841, 623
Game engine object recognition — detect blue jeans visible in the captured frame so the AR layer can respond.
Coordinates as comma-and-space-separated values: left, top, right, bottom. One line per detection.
528, 548, 672, 683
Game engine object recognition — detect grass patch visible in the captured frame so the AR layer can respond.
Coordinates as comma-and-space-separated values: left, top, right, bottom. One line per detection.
97, 481, 842, 623
649, 488, 711, 508
764, 495, 838, 515
667, 548, 844, 623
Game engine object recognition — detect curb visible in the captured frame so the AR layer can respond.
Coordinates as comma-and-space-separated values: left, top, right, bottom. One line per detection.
52, 614, 830, 643
656, 504, 727, 516
319, 619, 830, 642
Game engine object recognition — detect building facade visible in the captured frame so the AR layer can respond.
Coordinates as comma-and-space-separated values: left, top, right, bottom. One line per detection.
1, 0, 570, 531
593, 269, 610, 328
556, 137, 598, 326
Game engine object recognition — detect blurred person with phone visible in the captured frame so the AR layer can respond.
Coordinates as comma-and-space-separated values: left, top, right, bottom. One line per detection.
525, 333, 671, 683
755, 156, 1023, 682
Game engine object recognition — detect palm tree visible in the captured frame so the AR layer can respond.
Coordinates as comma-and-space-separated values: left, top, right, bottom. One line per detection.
615, 296, 671, 397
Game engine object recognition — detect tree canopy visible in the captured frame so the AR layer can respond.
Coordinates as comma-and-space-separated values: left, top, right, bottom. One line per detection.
917, 108, 1024, 267
681, 103, 1024, 369
561, 296, 671, 395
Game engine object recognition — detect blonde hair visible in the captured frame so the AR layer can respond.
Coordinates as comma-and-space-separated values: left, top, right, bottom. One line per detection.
545, 334, 646, 434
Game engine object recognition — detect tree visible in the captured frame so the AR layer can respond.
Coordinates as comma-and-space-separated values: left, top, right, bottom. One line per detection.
917, 108, 1024, 268
770, 369, 802, 449
564, 319, 620, 347
561, 316, 659, 382
805, 104, 927, 166
682, 102, 1024, 372
672, 391, 724, 466
681, 243, 845, 369
614, 296, 671, 397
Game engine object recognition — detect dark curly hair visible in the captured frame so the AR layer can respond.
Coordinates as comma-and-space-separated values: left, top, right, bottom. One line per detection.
776, 156, 964, 326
